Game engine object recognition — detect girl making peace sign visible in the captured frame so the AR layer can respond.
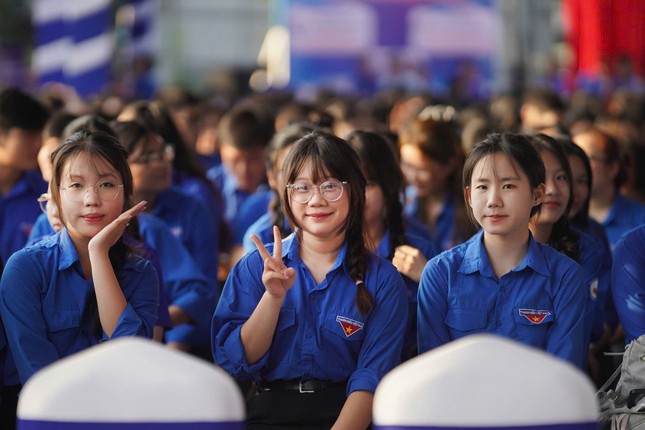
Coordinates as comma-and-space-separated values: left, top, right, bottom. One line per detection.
212, 131, 408, 430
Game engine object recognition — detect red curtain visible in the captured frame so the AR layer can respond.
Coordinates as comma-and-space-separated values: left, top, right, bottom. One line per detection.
562, 0, 645, 77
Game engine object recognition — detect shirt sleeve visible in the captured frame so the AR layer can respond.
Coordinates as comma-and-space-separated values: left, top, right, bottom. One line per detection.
347, 261, 408, 395
108, 258, 160, 340
184, 201, 220, 288
0, 251, 62, 383
546, 261, 586, 368
211, 251, 268, 379
417, 256, 452, 354
611, 232, 645, 344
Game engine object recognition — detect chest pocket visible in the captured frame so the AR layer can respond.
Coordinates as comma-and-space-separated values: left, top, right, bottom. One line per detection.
44, 308, 82, 333
445, 309, 488, 337
513, 308, 554, 345
321, 315, 365, 370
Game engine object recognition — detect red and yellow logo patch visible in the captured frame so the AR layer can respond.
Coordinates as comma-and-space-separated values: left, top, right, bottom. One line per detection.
336, 316, 364, 337
518, 309, 551, 324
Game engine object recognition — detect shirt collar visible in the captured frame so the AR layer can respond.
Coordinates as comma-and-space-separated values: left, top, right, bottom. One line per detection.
58, 228, 81, 270
459, 230, 550, 278
283, 230, 351, 278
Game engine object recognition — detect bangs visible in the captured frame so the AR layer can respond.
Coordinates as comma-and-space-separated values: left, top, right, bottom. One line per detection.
64, 151, 120, 182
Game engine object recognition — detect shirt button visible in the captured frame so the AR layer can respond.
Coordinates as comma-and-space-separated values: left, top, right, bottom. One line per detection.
496, 321, 501, 328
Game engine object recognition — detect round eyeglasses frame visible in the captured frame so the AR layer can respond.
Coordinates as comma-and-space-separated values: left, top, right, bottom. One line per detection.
286, 180, 347, 204
59, 183, 124, 203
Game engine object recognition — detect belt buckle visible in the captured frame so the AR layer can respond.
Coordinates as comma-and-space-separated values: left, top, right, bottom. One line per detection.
299, 380, 315, 394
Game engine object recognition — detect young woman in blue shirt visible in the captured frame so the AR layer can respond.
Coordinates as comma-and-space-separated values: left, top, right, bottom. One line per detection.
0, 130, 159, 384
112, 120, 218, 354
527, 134, 609, 368
212, 130, 408, 430
346, 130, 437, 361
417, 132, 586, 368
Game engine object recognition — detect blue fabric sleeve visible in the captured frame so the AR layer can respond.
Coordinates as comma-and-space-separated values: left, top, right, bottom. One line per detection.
417, 255, 451, 354
347, 262, 407, 394
545, 262, 586, 368
107, 257, 159, 339
0, 252, 63, 382
211, 251, 269, 379
611, 227, 645, 343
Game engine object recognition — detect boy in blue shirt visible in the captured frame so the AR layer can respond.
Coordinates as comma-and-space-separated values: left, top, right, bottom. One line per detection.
0, 88, 49, 268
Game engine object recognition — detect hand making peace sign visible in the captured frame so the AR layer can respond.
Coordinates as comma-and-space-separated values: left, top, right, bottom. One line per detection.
250, 226, 297, 299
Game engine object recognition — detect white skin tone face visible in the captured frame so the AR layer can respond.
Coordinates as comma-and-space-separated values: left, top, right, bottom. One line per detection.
364, 181, 385, 234
288, 159, 350, 242
220, 144, 267, 194
466, 152, 544, 243
58, 152, 126, 245
573, 132, 616, 198
128, 133, 173, 196
567, 154, 590, 219
399, 144, 453, 197
0, 128, 42, 170
44, 192, 63, 232
38, 136, 59, 182
535, 149, 570, 227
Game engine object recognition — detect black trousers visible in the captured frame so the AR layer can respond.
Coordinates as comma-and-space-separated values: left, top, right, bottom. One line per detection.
0, 384, 20, 430
246, 386, 346, 430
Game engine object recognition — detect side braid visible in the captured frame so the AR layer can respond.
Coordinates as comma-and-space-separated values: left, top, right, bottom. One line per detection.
347, 223, 373, 316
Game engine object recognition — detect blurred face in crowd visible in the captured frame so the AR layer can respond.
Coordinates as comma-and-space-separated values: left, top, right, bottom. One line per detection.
220, 143, 266, 194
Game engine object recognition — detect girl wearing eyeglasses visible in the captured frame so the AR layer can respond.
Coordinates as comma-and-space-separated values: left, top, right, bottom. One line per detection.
112, 120, 219, 355
0, 130, 159, 385
398, 115, 477, 252
212, 131, 407, 430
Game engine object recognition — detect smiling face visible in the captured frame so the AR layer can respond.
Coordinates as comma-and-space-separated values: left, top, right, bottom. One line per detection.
58, 152, 124, 243
287, 158, 349, 241
466, 152, 544, 240
536, 149, 570, 226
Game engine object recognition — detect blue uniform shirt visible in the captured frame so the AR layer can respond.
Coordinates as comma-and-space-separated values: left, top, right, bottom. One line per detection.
602, 194, 645, 249
173, 169, 223, 231
0, 170, 47, 264
138, 213, 216, 346
573, 227, 611, 344
611, 223, 645, 343
242, 212, 292, 254
26, 213, 175, 331
232, 190, 273, 245
374, 230, 438, 360
207, 163, 269, 234
418, 230, 586, 368
0, 228, 159, 383
150, 187, 219, 287
404, 187, 459, 251
212, 233, 408, 395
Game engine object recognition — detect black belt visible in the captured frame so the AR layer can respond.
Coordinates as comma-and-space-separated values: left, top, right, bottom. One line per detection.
258, 379, 347, 394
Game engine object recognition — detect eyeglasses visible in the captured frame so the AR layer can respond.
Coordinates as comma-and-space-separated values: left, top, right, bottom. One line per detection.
401, 161, 431, 181
59, 182, 124, 203
37, 193, 50, 214
286, 180, 347, 204
130, 143, 175, 165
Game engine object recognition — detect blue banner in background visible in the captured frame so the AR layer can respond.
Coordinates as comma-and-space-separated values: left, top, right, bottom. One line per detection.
284, 0, 498, 100
33, 0, 113, 98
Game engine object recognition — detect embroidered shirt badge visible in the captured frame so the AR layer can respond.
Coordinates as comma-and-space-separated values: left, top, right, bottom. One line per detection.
336, 316, 364, 337
518, 309, 551, 324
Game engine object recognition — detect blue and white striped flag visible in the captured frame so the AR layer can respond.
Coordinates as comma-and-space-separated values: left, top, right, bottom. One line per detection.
33, 0, 113, 98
